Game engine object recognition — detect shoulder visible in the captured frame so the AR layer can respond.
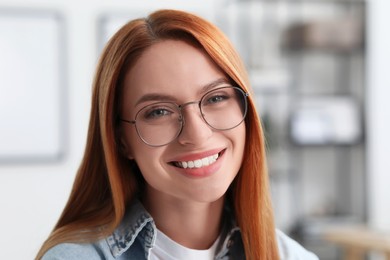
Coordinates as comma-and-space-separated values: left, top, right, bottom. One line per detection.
276, 229, 319, 260
41, 240, 112, 260
41, 200, 153, 260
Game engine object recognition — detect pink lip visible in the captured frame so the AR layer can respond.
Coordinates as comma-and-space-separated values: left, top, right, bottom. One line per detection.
169, 148, 224, 162
169, 149, 226, 178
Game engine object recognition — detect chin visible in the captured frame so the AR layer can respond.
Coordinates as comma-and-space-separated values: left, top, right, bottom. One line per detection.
186, 188, 228, 203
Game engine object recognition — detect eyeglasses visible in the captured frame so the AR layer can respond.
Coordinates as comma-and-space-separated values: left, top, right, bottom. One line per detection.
120, 86, 249, 147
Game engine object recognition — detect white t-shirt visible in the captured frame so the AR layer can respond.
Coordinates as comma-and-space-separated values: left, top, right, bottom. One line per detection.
149, 228, 220, 260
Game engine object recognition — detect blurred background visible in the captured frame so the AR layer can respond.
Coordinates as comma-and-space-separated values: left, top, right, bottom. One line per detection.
0, 0, 389, 259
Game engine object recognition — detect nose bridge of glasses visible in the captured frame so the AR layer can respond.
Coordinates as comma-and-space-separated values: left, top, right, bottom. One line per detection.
178, 100, 202, 117
179, 100, 201, 110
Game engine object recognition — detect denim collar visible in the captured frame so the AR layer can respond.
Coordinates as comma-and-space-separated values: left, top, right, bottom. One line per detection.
105, 199, 244, 259
106, 200, 156, 258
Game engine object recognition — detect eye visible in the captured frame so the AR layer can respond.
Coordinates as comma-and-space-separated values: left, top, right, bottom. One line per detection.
139, 103, 178, 122
145, 108, 172, 119
209, 95, 225, 103
204, 93, 230, 106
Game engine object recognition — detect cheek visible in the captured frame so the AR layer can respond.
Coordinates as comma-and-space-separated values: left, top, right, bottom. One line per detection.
130, 141, 165, 176
233, 123, 247, 169
240, 123, 247, 145
132, 148, 168, 190
235, 123, 246, 153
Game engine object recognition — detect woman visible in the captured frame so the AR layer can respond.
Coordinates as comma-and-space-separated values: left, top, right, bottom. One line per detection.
37, 9, 318, 260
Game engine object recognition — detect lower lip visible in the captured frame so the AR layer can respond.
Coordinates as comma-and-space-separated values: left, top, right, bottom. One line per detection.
173, 151, 225, 178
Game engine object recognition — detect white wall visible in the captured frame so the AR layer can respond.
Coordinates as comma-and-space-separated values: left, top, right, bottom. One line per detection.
0, 1, 214, 259
367, 0, 390, 231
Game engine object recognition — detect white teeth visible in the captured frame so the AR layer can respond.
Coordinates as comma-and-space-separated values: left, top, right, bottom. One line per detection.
188, 161, 194, 168
194, 160, 202, 168
201, 158, 209, 166
176, 153, 220, 169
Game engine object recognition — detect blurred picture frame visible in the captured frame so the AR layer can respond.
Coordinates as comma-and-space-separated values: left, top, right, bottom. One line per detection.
290, 96, 363, 146
0, 9, 66, 163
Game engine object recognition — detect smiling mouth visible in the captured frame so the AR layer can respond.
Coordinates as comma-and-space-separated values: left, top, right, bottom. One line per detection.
171, 150, 224, 169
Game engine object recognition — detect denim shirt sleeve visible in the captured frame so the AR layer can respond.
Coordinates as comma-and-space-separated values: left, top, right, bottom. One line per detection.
41, 239, 114, 260
40, 200, 155, 260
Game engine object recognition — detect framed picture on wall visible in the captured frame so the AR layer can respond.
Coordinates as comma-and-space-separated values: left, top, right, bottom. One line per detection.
290, 96, 363, 146
0, 9, 66, 162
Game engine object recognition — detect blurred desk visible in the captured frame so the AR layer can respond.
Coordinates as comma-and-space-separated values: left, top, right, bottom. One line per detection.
323, 226, 390, 260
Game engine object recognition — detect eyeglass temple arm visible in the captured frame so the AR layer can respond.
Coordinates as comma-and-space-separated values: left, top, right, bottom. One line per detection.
120, 119, 136, 125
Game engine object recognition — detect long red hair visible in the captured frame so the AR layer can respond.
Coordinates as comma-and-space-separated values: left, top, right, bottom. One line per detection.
37, 9, 279, 260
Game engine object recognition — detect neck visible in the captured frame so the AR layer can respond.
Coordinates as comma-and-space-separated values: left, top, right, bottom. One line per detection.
142, 187, 225, 250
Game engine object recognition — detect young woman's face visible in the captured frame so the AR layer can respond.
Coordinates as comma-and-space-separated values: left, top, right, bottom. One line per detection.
120, 40, 246, 203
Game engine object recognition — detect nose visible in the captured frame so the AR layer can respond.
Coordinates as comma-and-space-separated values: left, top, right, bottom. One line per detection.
177, 103, 213, 145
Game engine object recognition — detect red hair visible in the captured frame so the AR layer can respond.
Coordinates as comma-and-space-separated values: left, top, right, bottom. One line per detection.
37, 9, 279, 260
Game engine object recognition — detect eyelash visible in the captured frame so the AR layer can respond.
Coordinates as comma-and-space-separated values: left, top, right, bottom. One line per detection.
143, 107, 175, 120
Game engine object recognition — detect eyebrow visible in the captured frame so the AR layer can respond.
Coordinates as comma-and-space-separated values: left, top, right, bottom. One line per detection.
134, 78, 230, 107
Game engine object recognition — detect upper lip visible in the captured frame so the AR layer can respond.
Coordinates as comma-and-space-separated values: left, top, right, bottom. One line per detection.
168, 148, 225, 163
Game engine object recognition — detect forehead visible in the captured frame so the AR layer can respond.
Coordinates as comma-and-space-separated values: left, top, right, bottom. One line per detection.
122, 40, 226, 106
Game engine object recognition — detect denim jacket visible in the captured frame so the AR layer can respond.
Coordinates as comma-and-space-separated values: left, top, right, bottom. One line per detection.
42, 200, 318, 260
